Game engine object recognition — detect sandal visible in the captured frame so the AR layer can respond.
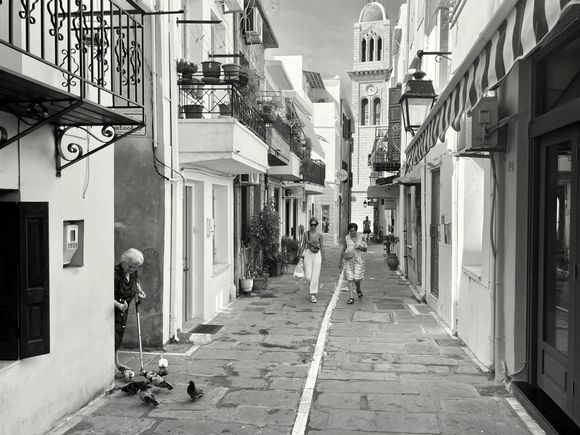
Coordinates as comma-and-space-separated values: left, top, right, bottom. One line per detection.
356, 289, 363, 299
346, 297, 354, 304
310, 294, 317, 303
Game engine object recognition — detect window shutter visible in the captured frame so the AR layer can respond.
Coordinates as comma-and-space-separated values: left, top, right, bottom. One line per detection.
0, 202, 20, 360
19, 202, 50, 359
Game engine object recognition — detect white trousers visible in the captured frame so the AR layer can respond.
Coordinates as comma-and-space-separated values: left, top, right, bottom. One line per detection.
303, 249, 321, 294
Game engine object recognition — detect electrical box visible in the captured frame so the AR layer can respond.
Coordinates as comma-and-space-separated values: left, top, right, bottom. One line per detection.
63, 220, 84, 267
458, 96, 504, 153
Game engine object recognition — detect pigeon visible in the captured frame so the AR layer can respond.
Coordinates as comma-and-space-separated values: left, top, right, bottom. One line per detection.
139, 384, 159, 406
187, 380, 204, 402
157, 366, 168, 377
121, 381, 149, 395
158, 356, 169, 369
150, 374, 173, 390
123, 369, 135, 382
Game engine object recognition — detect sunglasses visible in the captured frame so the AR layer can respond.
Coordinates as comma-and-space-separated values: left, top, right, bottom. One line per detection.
310, 222, 318, 226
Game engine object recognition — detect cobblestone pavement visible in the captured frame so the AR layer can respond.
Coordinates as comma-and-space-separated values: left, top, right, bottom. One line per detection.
49, 245, 535, 435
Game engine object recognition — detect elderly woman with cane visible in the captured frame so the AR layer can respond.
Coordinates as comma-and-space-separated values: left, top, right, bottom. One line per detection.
114, 248, 146, 372
339, 223, 368, 304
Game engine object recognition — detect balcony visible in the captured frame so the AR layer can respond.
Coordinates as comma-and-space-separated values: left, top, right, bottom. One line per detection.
266, 115, 295, 166
0, 0, 145, 173
178, 81, 269, 174
369, 126, 400, 173
302, 158, 325, 194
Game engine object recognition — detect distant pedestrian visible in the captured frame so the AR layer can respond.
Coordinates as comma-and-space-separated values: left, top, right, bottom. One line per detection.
363, 216, 372, 243
114, 248, 146, 372
301, 217, 325, 303
339, 223, 367, 304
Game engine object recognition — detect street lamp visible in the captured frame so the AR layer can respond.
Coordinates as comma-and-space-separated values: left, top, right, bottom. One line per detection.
399, 50, 451, 136
399, 73, 437, 136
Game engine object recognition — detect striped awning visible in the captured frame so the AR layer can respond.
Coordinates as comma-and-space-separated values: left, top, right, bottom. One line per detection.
405, 0, 580, 172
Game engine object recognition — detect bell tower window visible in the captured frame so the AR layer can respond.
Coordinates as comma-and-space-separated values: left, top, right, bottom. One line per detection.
361, 98, 369, 125
361, 39, 367, 62
373, 98, 381, 125
369, 38, 375, 61
377, 37, 382, 61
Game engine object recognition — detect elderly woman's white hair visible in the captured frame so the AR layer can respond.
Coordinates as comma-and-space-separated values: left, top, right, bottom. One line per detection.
120, 248, 144, 265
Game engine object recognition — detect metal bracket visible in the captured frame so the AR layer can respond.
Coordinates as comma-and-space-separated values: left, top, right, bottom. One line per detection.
55, 124, 144, 176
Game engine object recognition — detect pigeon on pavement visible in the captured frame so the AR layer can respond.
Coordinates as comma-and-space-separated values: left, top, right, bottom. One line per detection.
187, 380, 204, 402
139, 384, 159, 406
150, 374, 173, 390
121, 381, 149, 395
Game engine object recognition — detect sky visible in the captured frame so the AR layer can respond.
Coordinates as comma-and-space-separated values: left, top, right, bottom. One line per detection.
263, 0, 405, 95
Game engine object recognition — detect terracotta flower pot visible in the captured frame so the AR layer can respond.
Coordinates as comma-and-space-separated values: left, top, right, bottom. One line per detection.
386, 253, 399, 271
240, 278, 253, 293
182, 104, 203, 119
201, 61, 222, 79
222, 63, 241, 82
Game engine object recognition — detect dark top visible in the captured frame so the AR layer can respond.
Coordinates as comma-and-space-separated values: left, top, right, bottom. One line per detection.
114, 263, 139, 304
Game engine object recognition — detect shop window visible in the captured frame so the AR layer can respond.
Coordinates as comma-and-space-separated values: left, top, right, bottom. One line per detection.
361, 98, 369, 126
0, 202, 50, 360
373, 98, 381, 125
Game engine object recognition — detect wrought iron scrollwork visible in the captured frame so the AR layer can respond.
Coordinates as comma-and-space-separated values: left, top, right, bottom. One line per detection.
59, 48, 80, 87
47, 0, 66, 40
129, 41, 142, 85
115, 29, 128, 83
19, 0, 40, 24
56, 125, 116, 163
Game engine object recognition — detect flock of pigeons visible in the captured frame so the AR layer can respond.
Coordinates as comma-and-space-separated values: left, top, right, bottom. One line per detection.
118, 357, 204, 406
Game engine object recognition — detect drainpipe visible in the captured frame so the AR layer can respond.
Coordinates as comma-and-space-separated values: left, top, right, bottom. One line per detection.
490, 153, 501, 376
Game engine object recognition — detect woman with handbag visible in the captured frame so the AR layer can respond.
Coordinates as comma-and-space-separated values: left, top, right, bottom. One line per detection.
339, 223, 367, 304
300, 217, 325, 303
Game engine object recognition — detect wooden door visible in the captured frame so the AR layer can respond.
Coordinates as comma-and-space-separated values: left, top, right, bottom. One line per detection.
430, 170, 440, 298
537, 125, 579, 423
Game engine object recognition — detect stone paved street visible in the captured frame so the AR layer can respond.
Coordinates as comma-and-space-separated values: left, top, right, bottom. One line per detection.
50, 245, 536, 435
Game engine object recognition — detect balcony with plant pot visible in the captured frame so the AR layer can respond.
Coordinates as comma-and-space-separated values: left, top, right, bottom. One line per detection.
177, 70, 269, 175
301, 157, 326, 194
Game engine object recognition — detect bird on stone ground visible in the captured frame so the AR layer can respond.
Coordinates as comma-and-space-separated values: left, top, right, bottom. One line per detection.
187, 380, 204, 402
158, 356, 169, 377
139, 384, 159, 406
150, 374, 173, 390
121, 380, 149, 395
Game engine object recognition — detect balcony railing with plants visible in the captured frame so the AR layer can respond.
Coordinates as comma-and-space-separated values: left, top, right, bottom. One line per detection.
369, 126, 400, 172
178, 78, 266, 142
302, 158, 326, 186
0, 0, 144, 109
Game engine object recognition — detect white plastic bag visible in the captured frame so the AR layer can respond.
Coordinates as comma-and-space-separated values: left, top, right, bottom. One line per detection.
293, 259, 305, 278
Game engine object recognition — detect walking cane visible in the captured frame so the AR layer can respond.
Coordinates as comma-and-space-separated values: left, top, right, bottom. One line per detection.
135, 296, 145, 375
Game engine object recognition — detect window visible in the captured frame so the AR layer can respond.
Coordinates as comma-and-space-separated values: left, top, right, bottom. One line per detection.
377, 37, 382, 61
369, 38, 375, 61
361, 98, 369, 125
361, 38, 367, 62
0, 202, 50, 360
373, 98, 381, 125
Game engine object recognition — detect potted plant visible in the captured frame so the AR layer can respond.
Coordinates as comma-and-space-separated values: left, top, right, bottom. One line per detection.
219, 102, 232, 116
176, 59, 203, 98
181, 104, 204, 119
248, 200, 281, 282
384, 234, 400, 271
201, 60, 222, 81
281, 236, 299, 264
222, 63, 241, 82
249, 265, 269, 290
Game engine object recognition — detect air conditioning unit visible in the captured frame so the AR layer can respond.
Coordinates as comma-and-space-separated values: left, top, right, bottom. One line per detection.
222, 0, 243, 13
458, 96, 504, 153
242, 6, 263, 44
239, 173, 260, 185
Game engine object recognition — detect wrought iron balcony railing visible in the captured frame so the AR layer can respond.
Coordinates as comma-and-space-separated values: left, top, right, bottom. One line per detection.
178, 80, 266, 142
0, 0, 144, 109
369, 126, 400, 172
302, 158, 325, 186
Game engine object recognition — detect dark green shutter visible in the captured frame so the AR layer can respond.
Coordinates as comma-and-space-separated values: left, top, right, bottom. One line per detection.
19, 202, 50, 359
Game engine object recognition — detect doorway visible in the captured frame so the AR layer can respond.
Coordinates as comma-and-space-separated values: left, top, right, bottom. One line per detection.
430, 169, 440, 298
183, 183, 204, 323
536, 125, 580, 423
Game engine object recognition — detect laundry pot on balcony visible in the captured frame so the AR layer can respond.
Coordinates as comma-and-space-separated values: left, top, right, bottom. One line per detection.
386, 253, 399, 271
201, 60, 222, 79
178, 77, 204, 99
219, 103, 232, 116
182, 104, 204, 119
222, 63, 241, 82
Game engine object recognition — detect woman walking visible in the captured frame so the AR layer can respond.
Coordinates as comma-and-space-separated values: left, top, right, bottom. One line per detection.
301, 217, 325, 303
339, 223, 367, 304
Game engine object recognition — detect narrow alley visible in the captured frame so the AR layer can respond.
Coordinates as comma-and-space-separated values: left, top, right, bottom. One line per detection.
50, 246, 537, 435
